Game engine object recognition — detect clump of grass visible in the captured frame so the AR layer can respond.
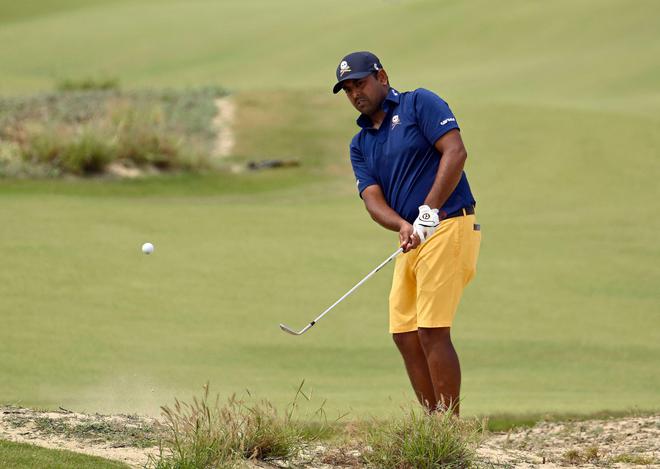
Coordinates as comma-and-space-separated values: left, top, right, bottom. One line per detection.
152, 383, 328, 469
20, 126, 114, 175
562, 446, 600, 465
57, 77, 120, 92
362, 406, 483, 469
110, 105, 186, 170
610, 453, 655, 465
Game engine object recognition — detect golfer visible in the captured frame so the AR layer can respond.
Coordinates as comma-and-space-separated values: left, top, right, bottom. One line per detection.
333, 51, 481, 415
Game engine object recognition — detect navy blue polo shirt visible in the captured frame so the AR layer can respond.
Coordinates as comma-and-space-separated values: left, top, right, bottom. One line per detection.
349, 88, 475, 224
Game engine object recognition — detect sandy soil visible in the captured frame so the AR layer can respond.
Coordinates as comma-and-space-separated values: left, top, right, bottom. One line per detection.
477, 416, 659, 468
0, 406, 160, 467
212, 96, 235, 158
1, 406, 657, 468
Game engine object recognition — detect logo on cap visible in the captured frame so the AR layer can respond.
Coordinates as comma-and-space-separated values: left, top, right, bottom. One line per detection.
339, 61, 352, 77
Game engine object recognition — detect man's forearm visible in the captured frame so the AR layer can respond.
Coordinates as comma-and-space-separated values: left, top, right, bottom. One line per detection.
366, 201, 406, 232
424, 147, 467, 211
362, 185, 407, 232
361, 183, 422, 252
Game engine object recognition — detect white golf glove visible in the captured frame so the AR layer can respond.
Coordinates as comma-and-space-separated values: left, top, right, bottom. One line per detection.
413, 205, 440, 243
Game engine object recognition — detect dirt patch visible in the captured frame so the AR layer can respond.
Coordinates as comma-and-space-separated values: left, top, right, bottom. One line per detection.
1, 406, 657, 468
478, 415, 659, 467
0, 406, 162, 468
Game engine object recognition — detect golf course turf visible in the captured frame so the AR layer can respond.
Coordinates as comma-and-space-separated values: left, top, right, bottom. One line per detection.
1, 0, 658, 421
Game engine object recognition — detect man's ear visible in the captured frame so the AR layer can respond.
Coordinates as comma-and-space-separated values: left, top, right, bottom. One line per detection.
377, 69, 389, 87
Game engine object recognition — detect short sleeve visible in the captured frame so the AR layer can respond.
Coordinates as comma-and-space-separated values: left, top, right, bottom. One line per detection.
349, 135, 377, 198
413, 88, 460, 145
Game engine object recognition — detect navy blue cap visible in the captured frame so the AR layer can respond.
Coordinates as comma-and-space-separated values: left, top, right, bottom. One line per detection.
332, 51, 383, 94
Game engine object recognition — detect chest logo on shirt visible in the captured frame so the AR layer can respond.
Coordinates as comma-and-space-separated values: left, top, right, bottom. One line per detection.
391, 115, 401, 130
339, 61, 351, 77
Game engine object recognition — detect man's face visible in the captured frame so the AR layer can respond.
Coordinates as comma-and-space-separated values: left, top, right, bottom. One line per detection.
342, 70, 389, 116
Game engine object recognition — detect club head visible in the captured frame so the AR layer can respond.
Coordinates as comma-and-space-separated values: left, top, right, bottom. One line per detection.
279, 323, 302, 335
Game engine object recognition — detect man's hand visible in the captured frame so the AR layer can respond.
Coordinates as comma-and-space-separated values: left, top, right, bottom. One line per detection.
399, 221, 420, 253
413, 205, 440, 243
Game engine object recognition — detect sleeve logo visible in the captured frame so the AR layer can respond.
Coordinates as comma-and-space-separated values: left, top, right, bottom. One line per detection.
440, 117, 456, 126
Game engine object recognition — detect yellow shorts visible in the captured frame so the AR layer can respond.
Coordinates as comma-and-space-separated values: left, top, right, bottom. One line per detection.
389, 214, 481, 333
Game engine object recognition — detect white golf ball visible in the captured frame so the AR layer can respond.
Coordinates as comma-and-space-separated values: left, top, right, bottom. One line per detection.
141, 242, 154, 255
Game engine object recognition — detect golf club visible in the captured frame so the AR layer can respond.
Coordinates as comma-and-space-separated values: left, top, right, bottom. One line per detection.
279, 247, 404, 336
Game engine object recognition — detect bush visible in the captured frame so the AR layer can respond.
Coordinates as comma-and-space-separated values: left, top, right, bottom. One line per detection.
363, 406, 483, 469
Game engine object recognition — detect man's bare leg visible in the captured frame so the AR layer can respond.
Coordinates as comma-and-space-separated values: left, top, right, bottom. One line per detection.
418, 327, 461, 415
393, 331, 436, 410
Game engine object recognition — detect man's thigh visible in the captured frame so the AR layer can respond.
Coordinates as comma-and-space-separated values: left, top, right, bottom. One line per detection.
389, 251, 418, 333
416, 215, 480, 328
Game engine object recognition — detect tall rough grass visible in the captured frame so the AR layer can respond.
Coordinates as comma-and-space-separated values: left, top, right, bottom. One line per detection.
363, 406, 483, 469
0, 87, 225, 177
19, 125, 114, 176
152, 383, 329, 469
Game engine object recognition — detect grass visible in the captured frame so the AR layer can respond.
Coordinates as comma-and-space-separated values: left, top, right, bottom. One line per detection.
482, 409, 658, 432
0, 0, 658, 114
1, 88, 657, 418
610, 453, 655, 465
151, 387, 482, 469
0, 0, 659, 420
560, 446, 656, 467
363, 407, 482, 469
152, 383, 331, 468
2, 405, 655, 469
56, 76, 120, 92
27, 416, 160, 449
0, 87, 226, 176
0, 439, 129, 469
562, 446, 600, 465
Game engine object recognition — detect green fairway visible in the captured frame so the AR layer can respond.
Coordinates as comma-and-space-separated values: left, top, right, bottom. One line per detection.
1, 0, 659, 419
0, 0, 658, 114
0, 439, 128, 469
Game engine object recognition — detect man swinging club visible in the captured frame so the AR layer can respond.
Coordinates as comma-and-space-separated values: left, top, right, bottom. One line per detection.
333, 51, 481, 414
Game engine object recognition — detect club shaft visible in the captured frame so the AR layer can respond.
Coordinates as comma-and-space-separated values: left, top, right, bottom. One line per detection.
307, 247, 403, 328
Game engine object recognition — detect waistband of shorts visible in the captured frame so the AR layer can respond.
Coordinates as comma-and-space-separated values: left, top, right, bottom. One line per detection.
442, 205, 475, 220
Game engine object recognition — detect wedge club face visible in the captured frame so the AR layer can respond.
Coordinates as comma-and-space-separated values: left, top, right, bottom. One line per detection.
279, 323, 300, 335
279, 322, 314, 336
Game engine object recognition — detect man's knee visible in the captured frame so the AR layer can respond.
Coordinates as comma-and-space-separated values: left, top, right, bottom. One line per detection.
392, 331, 420, 352
417, 326, 452, 352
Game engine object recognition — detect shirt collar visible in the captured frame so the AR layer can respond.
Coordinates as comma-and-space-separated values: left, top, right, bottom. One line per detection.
356, 88, 400, 129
